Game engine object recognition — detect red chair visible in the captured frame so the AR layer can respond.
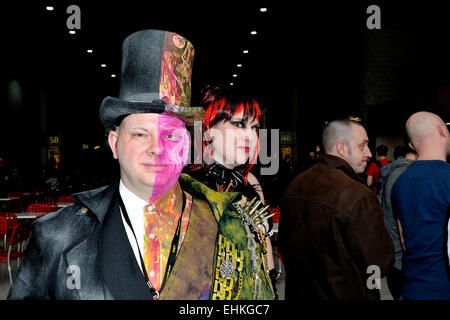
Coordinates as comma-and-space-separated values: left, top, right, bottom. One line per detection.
7, 192, 22, 198
0, 213, 19, 247
57, 195, 73, 204
0, 212, 18, 232
27, 202, 58, 214
0, 221, 31, 284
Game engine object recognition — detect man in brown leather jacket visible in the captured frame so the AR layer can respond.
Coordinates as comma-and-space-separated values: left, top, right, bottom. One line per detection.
279, 119, 394, 300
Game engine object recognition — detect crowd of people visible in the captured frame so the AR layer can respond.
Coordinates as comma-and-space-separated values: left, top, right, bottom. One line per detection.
3, 29, 450, 301
279, 113, 450, 300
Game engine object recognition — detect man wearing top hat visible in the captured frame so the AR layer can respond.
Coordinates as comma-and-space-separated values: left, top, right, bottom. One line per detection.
7, 29, 274, 300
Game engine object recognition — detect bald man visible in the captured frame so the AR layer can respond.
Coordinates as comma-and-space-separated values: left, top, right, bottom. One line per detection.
391, 111, 450, 300
279, 119, 394, 300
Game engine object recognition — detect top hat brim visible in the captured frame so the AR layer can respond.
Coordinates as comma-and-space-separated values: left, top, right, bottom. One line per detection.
100, 96, 204, 131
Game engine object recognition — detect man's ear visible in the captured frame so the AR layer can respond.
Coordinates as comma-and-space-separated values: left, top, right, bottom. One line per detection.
437, 124, 449, 139
336, 140, 347, 157
108, 130, 119, 159
408, 141, 416, 152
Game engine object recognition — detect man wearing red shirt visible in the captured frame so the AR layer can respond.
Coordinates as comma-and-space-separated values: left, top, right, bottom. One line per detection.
366, 144, 389, 194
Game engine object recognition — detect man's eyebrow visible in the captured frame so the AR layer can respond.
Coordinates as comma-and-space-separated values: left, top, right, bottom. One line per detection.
160, 124, 185, 131
126, 126, 158, 134
128, 126, 150, 131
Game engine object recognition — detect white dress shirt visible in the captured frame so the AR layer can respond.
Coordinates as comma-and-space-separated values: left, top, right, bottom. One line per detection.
119, 180, 149, 272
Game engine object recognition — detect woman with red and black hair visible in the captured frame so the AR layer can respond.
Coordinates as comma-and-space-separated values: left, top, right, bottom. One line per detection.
189, 86, 261, 192
187, 86, 278, 297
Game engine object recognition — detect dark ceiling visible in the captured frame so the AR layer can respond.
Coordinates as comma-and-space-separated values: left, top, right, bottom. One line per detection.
2, 1, 450, 170
3, 1, 367, 136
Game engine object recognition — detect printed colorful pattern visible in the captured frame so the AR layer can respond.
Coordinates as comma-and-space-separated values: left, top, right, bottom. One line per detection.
163, 105, 205, 126
143, 182, 192, 291
160, 32, 194, 108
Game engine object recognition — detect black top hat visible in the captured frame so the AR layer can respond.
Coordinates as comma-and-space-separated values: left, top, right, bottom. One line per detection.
99, 29, 204, 131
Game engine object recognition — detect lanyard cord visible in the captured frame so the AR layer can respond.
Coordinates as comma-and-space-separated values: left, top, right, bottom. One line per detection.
117, 191, 186, 300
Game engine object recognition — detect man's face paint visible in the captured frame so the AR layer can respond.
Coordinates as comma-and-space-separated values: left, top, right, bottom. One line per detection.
151, 114, 189, 202
109, 113, 189, 203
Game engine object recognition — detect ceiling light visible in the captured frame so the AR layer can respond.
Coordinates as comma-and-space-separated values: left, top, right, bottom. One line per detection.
232, 74, 238, 78
46, 6, 54, 11
87, 49, 93, 53
243, 50, 249, 54
69, 30, 76, 35
111, 74, 116, 78
446, 122, 450, 125
101, 64, 107, 68
260, 8, 268, 12
237, 64, 242, 67
230, 83, 234, 86
250, 31, 257, 35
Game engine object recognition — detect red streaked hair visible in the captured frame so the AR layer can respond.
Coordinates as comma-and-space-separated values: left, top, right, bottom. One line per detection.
188, 86, 262, 182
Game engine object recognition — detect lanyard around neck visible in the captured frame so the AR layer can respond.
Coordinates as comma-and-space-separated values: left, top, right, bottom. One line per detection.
117, 191, 186, 300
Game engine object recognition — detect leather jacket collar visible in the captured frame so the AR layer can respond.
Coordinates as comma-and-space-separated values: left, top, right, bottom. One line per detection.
72, 182, 119, 224
317, 154, 363, 183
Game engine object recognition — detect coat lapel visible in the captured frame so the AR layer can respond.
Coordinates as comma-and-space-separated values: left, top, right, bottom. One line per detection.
64, 231, 105, 300
64, 184, 153, 300
101, 198, 154, 300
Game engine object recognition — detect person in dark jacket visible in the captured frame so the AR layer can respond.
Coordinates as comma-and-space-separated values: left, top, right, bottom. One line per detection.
278, 118, 394, 300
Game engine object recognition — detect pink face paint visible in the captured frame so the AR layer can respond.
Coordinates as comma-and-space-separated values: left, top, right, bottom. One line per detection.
149, 115, 189, 202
